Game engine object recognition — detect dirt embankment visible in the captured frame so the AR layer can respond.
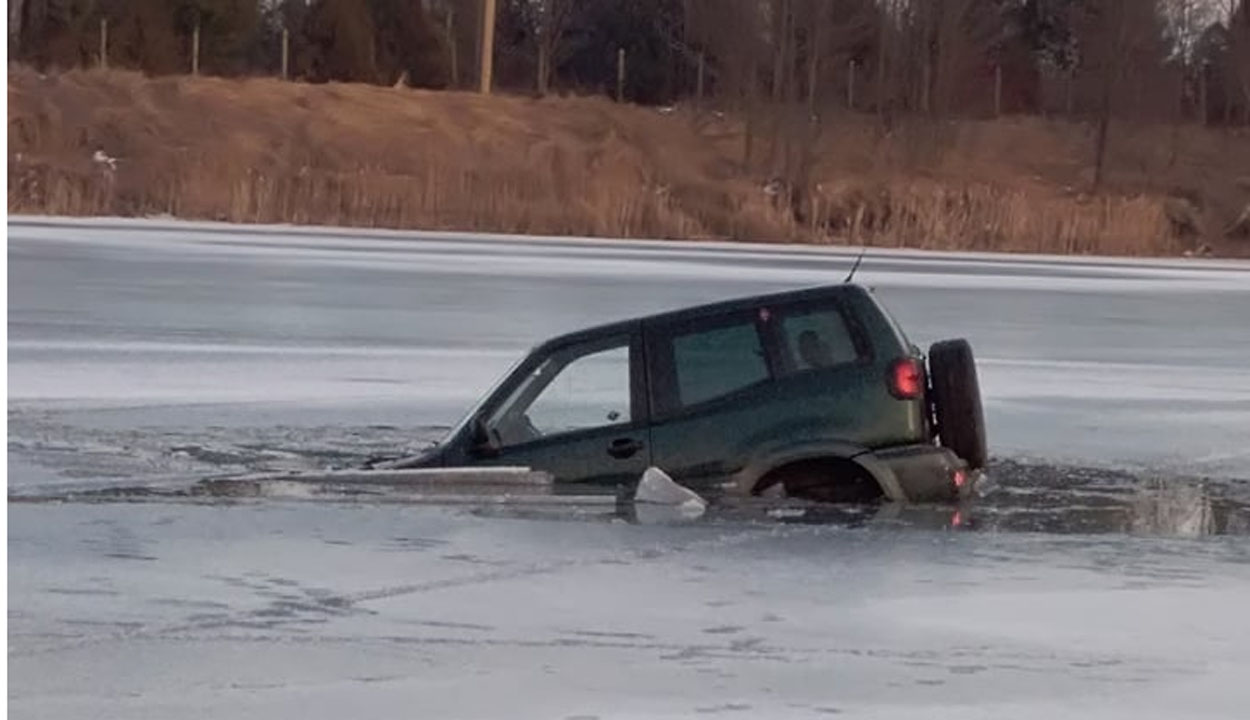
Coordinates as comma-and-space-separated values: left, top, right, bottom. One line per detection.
9, 68, 1250, 256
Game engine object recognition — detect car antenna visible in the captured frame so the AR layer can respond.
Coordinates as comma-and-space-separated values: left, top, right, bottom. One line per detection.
843, 247, 868, 283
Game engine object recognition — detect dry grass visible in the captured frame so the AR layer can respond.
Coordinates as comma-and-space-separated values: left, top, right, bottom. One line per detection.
806, 180, 1175, 255
9, 68, 1249, 256
7, 68, 780, 241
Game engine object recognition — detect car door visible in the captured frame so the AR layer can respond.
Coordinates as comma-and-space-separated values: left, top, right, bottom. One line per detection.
644, 307, 782, 493
477, 330, 650, 490
761, 297, 881, 440
645, 298, 874, 494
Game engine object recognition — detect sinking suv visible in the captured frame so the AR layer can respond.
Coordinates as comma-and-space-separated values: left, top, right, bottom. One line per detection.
391, 284, 987, 503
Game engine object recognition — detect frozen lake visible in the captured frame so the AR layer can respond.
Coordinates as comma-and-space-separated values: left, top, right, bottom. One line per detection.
8, 217, 1250, 718
10, 217, 1250, 484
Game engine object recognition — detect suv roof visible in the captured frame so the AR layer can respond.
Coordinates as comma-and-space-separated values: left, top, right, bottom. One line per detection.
533, 283, 867, 353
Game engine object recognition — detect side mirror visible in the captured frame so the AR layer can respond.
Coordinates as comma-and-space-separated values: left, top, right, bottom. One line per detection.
470, 415, 501, 457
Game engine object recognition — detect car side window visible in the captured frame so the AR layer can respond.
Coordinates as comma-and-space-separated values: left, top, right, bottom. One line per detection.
777, 305, 861, 373
667, 318, 769, 409
488, 340, 631, 447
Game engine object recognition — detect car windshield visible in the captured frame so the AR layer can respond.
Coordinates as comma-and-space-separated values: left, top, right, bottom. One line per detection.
440, 353, 528, 446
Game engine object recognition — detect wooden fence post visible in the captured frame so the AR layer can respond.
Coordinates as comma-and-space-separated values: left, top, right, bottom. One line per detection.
1199, 67, 1208, 125
696, 52, 705, 105
994, 63, 1003, 116
1065, 69, 1075, 118
191, 19, 201, 76
446, 9, 458, 88
99, 18, 108, 70
617, 48, 626, 102
847, 60, 856, 110
921, 60, 931, 114
281, 27, 290, 80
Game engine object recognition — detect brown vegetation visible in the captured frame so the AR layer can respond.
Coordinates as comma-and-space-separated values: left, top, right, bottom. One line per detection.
9, 68, 1250, 256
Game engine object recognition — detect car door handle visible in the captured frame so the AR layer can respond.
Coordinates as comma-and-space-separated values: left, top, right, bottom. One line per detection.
607, 438, 643, 459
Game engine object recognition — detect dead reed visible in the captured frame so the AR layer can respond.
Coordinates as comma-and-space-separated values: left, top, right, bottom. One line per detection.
9, 68, 1238, 256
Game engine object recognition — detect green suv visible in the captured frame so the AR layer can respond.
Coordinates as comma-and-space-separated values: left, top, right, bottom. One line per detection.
390, 284, 987, 503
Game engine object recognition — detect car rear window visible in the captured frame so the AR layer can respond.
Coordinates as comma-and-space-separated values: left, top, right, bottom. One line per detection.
777, 306, 861, 373
669, 319, 769, 408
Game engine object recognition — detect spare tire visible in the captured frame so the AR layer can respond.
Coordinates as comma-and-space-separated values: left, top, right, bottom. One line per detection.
928, 339, 987, 469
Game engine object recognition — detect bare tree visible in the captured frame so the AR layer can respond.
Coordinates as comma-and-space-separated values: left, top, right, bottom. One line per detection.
10, 0, 25, 57
1230, 0, 1250, 123
874, 0, 891, 114
1163, 0, 1220, 121
534, 0, 574, 95
907, 0, 1005, 117
806, 0, 826, 115
874, 0, 912, 119
1169, 0, 1220, 61
423, 0, 483, 89
1077, 0, 1169, 190
771, 0, 793, 102
687, 0, 770, 166
812, 0, 877, 110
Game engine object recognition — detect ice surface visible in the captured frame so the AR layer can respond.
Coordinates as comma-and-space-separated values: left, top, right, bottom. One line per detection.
9, 502, 1250, 720
10, 216, 1250, 486
8, 217, 1250, 719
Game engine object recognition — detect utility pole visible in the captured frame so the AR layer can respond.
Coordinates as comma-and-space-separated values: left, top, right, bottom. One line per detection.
479, 0, 497, 94
617, 48, 626, 102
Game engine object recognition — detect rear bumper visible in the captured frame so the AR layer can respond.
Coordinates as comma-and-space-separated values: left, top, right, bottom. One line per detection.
855, 444, 974, 503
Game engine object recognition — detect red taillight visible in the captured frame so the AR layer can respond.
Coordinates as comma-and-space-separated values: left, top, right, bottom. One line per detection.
952, 468, 968, 489
888, 357, 924, 399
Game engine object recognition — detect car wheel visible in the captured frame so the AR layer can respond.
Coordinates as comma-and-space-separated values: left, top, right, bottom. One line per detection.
928, 339, 988, 469
761, 459, 883, 504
